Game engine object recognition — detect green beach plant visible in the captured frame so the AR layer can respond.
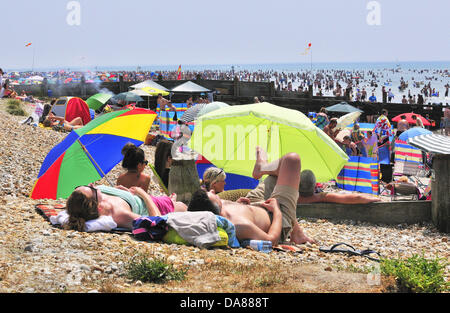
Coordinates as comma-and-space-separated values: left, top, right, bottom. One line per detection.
380, 253, 450, 293
6, 99, 26, 116
125, 254, 188, 284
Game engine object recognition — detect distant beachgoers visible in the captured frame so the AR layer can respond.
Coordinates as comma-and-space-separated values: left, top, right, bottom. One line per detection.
3, 61, 449, 105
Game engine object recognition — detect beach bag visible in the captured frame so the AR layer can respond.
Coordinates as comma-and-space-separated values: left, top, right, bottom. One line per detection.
162, 226, 228, 247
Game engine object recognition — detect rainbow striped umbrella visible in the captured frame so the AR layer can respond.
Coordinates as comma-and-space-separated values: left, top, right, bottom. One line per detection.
31, 108, 157, 200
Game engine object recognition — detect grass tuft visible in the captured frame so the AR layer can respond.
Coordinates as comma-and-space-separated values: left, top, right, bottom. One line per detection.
380, 253, 450, 293
6, 99, 26, 116
125, 254, 188, 284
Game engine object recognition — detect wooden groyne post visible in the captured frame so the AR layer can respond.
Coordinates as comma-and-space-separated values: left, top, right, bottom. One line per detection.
431, 154, 450, 233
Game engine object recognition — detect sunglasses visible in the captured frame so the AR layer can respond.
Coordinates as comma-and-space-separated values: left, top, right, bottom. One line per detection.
142, 160, 149, 165
75, 185, 98, 203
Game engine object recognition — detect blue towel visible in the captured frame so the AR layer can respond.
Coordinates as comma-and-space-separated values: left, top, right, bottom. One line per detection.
215, 216, 240, 248
132, 216, 169, 241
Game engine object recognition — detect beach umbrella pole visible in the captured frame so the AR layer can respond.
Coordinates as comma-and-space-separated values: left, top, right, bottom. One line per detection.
77, 139, 115, 186
147, 163, 170, 195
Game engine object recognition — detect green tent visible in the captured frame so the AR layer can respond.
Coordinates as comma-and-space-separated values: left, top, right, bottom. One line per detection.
86, 93, 113, 110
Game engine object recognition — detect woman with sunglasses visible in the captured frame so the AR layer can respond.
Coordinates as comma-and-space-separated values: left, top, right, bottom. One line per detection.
65, 183, 188, 232
117, 143, 151, 192
202, 167, 226, 194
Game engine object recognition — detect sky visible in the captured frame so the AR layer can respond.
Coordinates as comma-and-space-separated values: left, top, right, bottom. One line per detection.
2, 0, 449, 70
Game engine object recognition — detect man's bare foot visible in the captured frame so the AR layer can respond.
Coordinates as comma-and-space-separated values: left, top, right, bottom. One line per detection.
290, 231, 317, 245
252, 146, 268, 180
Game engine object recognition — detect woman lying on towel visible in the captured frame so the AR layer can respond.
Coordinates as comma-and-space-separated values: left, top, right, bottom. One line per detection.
64, 184, 187, 232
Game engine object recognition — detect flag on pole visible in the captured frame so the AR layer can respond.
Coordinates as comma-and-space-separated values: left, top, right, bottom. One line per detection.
177, 65, 182, 80
25, 42, 32, 47
300, 43, 311, 55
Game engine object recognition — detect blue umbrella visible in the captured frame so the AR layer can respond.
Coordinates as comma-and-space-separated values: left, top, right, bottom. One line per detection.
398, 127, 432, 142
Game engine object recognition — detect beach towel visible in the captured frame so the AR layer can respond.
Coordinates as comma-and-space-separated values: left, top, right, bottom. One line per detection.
132, 216, 169, 241
215, 215, 240, 248
36, 204, 121, 232
336, 156, 380, 195
315, 114, 328, 130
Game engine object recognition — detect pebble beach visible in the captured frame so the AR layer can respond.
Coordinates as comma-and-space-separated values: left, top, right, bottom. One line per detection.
0, 100, 448, 293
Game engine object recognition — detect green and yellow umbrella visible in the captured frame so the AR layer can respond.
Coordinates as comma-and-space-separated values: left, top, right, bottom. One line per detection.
142, 87, 170, 96
189, 102, 348, 182
31, 108, 157, 200
86, 93, 113, 111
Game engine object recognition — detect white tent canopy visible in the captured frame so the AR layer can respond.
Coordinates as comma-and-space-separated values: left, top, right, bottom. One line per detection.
129, 80, 169, 91
130, 89, 151, 96
170, 81, 211, 93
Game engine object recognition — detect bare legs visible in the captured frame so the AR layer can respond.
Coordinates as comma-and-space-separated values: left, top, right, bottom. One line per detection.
252, 147, 316, 245
252, 147, 300, 190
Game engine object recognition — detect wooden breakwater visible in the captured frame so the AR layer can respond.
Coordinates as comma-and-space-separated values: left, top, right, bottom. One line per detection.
10, 78, 446, 129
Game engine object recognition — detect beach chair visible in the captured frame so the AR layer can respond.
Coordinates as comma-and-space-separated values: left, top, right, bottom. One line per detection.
382, 178, 421, 201
336, 156, 380, 195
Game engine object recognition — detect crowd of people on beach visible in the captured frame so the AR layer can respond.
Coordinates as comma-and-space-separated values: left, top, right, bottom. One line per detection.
2, 65, 449, 106
2, 63, 449, 250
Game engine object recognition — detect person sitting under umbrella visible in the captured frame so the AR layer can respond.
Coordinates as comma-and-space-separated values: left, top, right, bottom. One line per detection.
396, 115, 410, 138
188, 147, 315, 246
154, 139, 173, 189
201, 167, 227, 194
341, 135, 360, 156
315, 107, 329, 130
117, 143, 151, 192
157, 94, 176, 112
323, 118, 341, 143
412, 114, 424, 128
64, 183, 187, 232
42, 115, 84, 131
